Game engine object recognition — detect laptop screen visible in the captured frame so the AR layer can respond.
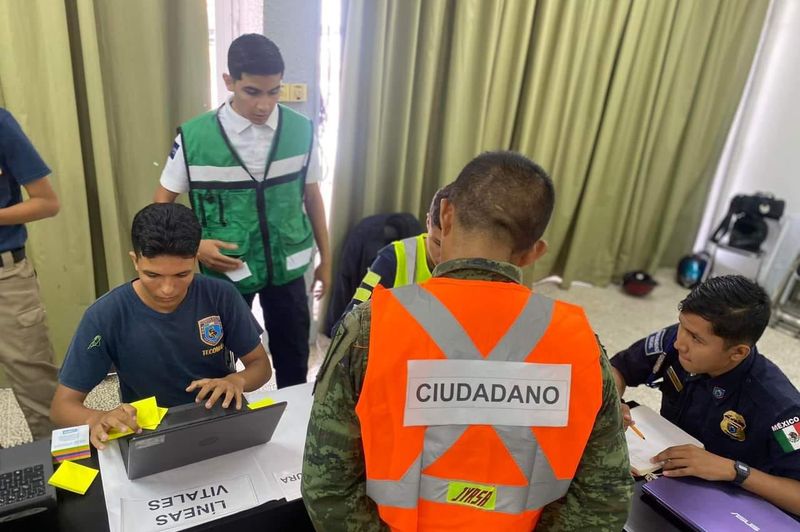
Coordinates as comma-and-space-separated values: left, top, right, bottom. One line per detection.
122, 400, 288, 480
156, 402, 232, 430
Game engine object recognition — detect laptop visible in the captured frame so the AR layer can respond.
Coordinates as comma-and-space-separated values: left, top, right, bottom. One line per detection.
119, 399, 287, 480
641, 476, 800, 531
0, 439, 57, 523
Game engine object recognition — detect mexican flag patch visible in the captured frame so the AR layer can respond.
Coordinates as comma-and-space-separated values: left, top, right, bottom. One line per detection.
772, 416, 800, 452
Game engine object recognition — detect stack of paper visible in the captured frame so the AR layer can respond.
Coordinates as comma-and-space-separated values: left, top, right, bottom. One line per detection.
48, 460, 99, 495
625, 404, 705, 475
106, 396, 169, 440
51, 425, 91, 463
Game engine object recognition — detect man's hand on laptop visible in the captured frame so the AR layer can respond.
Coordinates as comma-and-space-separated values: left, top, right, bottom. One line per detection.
186, 373, 246, 410
90, 404, 141, 450
652, 444, 736, 482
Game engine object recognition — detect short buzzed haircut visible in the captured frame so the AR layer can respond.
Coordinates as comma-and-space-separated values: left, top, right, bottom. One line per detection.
428, 183, 453, 230
228, 34, 284, 79
448, 151, 554, 252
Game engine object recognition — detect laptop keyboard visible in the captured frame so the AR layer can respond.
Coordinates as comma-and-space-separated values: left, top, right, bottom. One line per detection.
0, 465, 47, 507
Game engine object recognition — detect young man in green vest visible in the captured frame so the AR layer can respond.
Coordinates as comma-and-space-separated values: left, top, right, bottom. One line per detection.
155, 34, 330, 388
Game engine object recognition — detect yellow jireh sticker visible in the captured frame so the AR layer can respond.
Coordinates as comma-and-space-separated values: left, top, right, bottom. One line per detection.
446, 481, 497, 511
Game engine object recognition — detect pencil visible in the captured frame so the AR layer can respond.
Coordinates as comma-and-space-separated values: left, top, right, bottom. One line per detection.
630, 424, 646, 440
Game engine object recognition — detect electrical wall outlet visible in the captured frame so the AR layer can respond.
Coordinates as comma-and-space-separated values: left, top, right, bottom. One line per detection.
291, 84, 308, 102
278, 83, 308, 102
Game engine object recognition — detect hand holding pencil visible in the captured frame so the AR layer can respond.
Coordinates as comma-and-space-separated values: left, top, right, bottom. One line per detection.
630, 424, 646, 440
620, 400, 646, 439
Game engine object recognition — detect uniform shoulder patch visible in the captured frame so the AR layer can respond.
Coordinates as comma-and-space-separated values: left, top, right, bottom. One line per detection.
169, 141, 179, 159
772, 415, 800, 453
644, 328, 667, 356
198, 315, 223, 347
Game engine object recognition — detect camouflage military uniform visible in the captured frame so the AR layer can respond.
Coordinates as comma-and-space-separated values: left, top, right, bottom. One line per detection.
302, 258, 633, 531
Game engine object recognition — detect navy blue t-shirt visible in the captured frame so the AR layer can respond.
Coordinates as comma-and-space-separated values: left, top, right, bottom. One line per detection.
59, 274, 263, 406
611, 324, 800, 481
0, 108, 51, 252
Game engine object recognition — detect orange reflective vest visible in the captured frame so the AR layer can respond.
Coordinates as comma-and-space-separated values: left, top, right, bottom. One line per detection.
355, 277, 603, 531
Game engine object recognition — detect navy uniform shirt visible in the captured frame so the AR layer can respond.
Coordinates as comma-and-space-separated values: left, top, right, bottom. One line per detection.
611, 324, 800, 480
59, 275, 263, 406
0, 108, 51, 252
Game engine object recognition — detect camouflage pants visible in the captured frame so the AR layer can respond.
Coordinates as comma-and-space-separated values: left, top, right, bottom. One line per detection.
0, 254, 58, 440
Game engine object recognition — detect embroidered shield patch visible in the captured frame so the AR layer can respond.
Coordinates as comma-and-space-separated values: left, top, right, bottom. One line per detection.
198, 316, 223, 346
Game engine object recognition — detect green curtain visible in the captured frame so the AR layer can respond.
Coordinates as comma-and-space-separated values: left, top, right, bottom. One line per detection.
331, 0, 767, 288
0, 0, 209, 366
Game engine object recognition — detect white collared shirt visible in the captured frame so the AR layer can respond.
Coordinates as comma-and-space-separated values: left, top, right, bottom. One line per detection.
160, 100, 320, 194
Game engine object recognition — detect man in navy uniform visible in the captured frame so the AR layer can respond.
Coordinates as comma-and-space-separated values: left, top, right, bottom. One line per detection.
612, 275, 800, 516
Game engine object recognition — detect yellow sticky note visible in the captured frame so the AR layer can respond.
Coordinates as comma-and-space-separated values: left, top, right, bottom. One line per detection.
247, 397, 275, 410
130, 396, 161, 427
140, 407, 168, 430
48, 461, 99, 495
106, 398, 166, 439
105, 427, 134, 440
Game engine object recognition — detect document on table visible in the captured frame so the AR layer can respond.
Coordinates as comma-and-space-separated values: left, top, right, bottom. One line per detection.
625, 405, 704, 475
245, 383, 313, 503
273, 471, 302, 501
98, 382, 315, 532
120, 476, 256, 532
99, 443, 277, 532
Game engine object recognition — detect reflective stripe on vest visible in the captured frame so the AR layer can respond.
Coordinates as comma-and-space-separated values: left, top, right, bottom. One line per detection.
365, 284, 572, 515
367, 427, 572, 512
393, 235, 431, 287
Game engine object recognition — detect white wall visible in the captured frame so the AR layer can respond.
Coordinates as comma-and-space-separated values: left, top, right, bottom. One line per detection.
264, 0, 321, 123
695, 0, 800, 248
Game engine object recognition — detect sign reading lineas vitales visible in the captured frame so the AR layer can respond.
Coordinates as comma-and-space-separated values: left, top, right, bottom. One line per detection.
404, 359, 571, 427
120, 476, 257, 531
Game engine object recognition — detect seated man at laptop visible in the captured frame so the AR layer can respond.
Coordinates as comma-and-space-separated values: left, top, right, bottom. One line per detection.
612, 275, 800, 515
51, 203, 271, 450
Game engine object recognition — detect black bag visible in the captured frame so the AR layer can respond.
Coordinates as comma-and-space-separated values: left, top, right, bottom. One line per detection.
729, 194, 785, 220
729, 215, 768, 252
710, 193, 785, 252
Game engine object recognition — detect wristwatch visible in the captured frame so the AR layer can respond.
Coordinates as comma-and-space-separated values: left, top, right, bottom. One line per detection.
733, 461, 751, 485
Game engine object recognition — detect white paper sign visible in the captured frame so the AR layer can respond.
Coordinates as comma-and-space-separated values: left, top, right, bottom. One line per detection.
121, 476, 256, 532
272, 471, 302, 501
405, 359, 571, 427
224, 261, 252, 282
99, 383, 315, 532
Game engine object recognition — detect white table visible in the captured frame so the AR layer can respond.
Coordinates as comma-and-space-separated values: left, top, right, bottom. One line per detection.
97, 383, 313, 532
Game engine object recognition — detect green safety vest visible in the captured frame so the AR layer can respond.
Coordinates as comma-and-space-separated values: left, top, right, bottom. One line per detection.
180, 104, 314, 293
393, 234, 432, 286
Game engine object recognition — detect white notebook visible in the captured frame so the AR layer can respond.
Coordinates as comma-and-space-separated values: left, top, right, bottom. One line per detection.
625, 404, 704, 475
